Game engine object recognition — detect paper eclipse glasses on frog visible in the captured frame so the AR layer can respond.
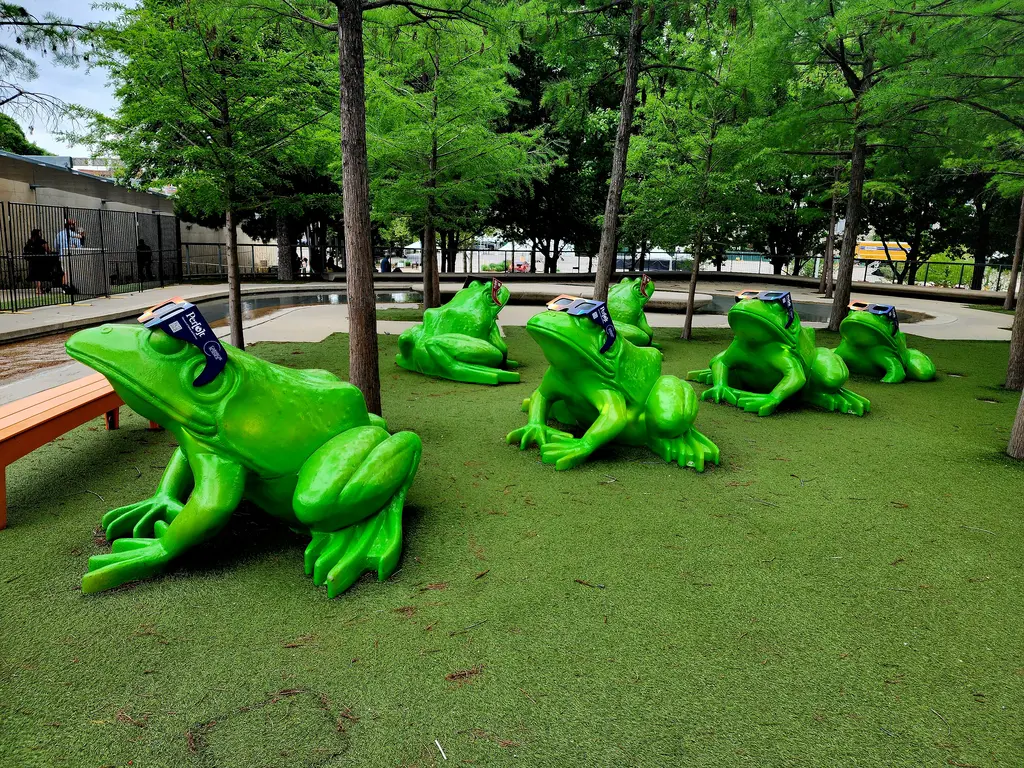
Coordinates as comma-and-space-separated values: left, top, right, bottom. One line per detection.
138, 297, 227, 386
849, 301, 900, 335
639, 273, 653, 298
735, 289, 796, 329
461, 276, 505, 305
545, 294, 618, 353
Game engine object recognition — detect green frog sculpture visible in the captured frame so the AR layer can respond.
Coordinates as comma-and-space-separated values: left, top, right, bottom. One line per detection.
687, 290, 870, 416
396, 277, 519, 385
507, 295, 719, 471
836, 301, 936, 383
66, 298, 422, 598
607, 274, 657, 347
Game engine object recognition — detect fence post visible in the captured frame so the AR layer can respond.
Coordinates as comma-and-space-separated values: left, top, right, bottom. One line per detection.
156, 214, 164, 288
251, 245, 256, 276
97, 209, 109, 297
217, 244, 223, 273
959, 264, 965, 288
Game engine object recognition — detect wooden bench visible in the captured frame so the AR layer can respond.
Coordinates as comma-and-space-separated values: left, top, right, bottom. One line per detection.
0, 373, 159, 529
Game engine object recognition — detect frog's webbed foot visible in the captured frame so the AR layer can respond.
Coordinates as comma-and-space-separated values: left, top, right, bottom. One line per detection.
504, 358, 520, 369
102, 495, 185, 541
699, 383, 742, 407
506, 423, 574, 451
539, 437, 594, 471
686, 368, 713, 385
649, 429, 720, 472
83, 534, 171, 594
804, 387, 871, 416
735, 392, 782, 417
304, 488, 405, 598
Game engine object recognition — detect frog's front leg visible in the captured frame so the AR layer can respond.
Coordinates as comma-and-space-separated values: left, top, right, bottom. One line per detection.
804, 348, 870, 415
83, 453, 245, 594
540, 389, 626, 470
872, 347, 908, 384
645, 376, 720, 471
507, 382, 574, 450
294, 425, 421, 597
102, 448, 193, 540
734, 349, 807, 416
688, 345, 744, 406
423, 334, 520, 385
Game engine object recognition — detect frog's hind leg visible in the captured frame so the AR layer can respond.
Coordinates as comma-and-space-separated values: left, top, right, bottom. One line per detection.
645, 376, 720, 471
615, 323, 652, 347
294, 427, 422, 597
905, 348, 936, 381
423, 335, 520, 385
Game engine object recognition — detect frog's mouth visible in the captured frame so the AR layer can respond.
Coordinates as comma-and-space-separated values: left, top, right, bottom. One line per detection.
66, 346, 218, 437
842, 312, 897, 346
528, 322, 617, 377
729, 302, 797, 344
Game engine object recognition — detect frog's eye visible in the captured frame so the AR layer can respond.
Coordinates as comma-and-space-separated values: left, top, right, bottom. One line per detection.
148, 329, 187, 355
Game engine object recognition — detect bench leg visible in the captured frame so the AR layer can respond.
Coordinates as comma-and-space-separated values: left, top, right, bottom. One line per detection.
1, 465, 6, 530
148, 421, 162, 431
105, 407, 120, 430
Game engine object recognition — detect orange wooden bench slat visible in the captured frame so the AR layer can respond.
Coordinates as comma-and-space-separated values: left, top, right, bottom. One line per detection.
0, 373, 163, 530
0, 373, 109, 420
0, 387, 122, 438
0, 392, 122, 465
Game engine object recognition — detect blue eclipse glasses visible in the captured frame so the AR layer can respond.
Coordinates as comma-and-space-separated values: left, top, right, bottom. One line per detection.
139, 297, 227, 386
736, 289, 796, 329
850, 301, 899, 335
546, 294, 618, 353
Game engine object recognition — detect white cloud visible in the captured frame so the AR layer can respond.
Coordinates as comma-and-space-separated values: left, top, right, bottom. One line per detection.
7, 1, 124, 155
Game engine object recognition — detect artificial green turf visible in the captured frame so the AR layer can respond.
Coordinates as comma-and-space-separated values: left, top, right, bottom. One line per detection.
967, 304, 1015, 316
376, 307, 425, 321
2, 328, 1023, 767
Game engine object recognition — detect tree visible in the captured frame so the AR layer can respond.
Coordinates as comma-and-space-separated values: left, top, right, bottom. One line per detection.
0, 4, 85, 119
488, 46, 613, 274
89, 0, 330, 348
763, 0, 924, 331
365, 7, 552, 307
543, 1, 700, 301
1009, 390, 1024, 460
0, 113, 49, 154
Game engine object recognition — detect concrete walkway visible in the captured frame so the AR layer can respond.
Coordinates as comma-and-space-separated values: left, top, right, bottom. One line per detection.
0, 277, 1013, 406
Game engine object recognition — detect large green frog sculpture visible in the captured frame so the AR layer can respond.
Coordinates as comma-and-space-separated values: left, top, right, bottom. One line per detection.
66, 303, 421, 598
396, 277, 519, 385
607, 275, 657, 347
836, 301, 936, 383
507, 295, 719, 471
687, 290, 870, 416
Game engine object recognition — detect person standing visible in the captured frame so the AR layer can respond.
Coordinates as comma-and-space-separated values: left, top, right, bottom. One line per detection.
23, 229, 58, 294
53, 218, 85, 254
136, 238, 154, 280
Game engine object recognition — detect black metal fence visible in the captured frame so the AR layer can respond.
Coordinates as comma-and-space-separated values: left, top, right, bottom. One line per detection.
0, 201, 180, 312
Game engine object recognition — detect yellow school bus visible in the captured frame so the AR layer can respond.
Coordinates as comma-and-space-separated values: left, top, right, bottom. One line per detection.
855, 241, 911, 261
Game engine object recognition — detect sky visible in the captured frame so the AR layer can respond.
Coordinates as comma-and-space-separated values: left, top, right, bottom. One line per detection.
8, 1, 122, 156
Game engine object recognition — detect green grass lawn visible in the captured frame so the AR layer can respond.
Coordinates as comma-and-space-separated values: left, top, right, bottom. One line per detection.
968, 304, 1015, 316
376, 307, 425, 321
2, 328, 1022, 767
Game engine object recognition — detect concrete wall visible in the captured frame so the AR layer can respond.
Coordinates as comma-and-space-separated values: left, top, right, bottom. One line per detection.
0, 152, 269, 248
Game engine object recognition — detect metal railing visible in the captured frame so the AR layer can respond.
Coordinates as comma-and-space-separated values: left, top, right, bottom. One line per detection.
1, 201, 179, 312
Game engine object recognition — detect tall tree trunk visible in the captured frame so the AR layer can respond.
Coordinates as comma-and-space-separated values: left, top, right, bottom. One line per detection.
422, 220, 438, 308
971, 198, 991, 291
276, 214, 296, 281
1009, 390, 1024, 458
1007, 266, 1024, 389
820, 188, 837, 294
593, 0, 644, 302
682, 231, 703, 341
223, 205, 244, 349
828, 127, 868, 331
1003, 191, 1024, 311
338, 0, 380, 414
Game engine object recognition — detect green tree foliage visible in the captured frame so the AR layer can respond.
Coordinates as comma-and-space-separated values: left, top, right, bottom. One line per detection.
0, 3, 84, 118
364, 4, 554, 305
0, 113, 49, 154
87, 0, 331, 345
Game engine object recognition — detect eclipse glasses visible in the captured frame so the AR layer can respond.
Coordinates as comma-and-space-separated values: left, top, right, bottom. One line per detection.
545, 294, 617, 353
735, 289, 796, 329
138, 297, 227, 387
